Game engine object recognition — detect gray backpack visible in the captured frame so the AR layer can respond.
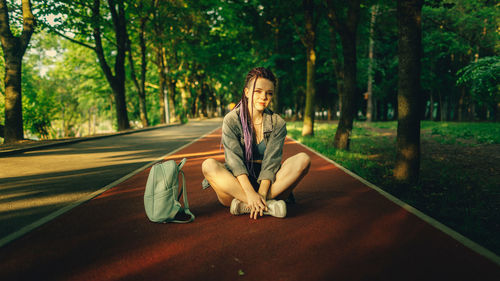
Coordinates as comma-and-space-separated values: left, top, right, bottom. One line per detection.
144, 158, 195, 223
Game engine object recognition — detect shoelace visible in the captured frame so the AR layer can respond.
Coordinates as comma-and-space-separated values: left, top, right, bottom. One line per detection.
242, 204, 252, 213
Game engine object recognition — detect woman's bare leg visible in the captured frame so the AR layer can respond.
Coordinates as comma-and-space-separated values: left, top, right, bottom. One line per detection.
268, 152, 311, 200
202, 158, 248, 207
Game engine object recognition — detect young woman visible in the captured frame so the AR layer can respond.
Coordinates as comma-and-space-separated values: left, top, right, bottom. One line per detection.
202, 67, 310, 219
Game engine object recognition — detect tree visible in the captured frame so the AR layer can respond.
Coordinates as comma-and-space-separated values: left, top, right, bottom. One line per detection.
421, 0, 499, 121
42, 0, 131, 131
394, 0, 424, 183
326, 0, 361, 149
0, 0, 35, 143
127, 0, 150, 127
294, 0, 317, 136
150, 0, 172, 124
365, 4, 379, 122
91, 0, 130, 131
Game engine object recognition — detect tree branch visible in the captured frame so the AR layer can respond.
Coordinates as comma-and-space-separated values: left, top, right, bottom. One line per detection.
145, 82, 159, 89
48, 26, 96, 50
290, 15, 307, 47
0, 0, 14, 42
107, 0, 119, 32
20, 0, 35, 52
127, 37, 141, 94
92, 0, 115, 84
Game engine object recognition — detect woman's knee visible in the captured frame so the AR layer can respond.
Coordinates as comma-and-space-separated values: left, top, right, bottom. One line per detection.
296, 152, 311, 173
202, 158, 219, 177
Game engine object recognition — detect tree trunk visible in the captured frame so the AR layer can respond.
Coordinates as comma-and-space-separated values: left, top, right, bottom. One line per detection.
440, 93, 447, 121
156, 47, 167, 124
394, 0, 423, 184
178, 76, 190, 121
327, 0, 361, 150
328, 25, 344, 121
127, 29, 149, 127
301, 0, 316, 136
152, 1, 166, 124
271, 18, 282, 114
138, 15, 148, 126
470, 103, 476, 121
200, 83, 208, 118
162, 45, 179, 123
92, 0, 130, 131
428, 92, 433, 120
3, 55, 23, 142
495, 102, 500, 122
366, 5, 378, 122
167, 77, 177, 122
126, 8, 149, 128
334, 33, 357, 149
0, 0, 35, 143
302, 45, 316, 136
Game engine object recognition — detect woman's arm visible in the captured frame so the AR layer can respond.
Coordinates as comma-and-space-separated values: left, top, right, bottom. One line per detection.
222, 115, 248, 177
237, 174, 268, 219
258, 117, 287, 184
258, 180, 271, 199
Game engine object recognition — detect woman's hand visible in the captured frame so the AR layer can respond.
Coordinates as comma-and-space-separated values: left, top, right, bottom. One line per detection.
246, 191, 268, 219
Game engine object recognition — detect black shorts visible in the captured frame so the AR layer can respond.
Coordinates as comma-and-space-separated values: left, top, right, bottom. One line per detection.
248, 162, 262, 191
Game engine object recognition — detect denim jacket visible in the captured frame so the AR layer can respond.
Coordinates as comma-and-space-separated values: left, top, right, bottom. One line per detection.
222, 106, 287, 184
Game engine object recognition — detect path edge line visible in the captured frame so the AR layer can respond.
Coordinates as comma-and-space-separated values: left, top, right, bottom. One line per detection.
0, 126, 221, 248
288, 136, 500, 267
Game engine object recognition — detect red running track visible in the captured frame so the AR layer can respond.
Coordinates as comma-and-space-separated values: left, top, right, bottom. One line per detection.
0, 128, 499, 281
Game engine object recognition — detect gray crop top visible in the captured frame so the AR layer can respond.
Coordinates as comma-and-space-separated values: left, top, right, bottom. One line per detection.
252, 140, 266, 161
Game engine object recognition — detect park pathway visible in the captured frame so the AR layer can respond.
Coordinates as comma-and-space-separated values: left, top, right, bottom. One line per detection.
0, 119, 222, 241
0, 127, 499, 280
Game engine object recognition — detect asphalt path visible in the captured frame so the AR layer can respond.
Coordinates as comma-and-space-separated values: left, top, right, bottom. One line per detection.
0, 118, 222, 240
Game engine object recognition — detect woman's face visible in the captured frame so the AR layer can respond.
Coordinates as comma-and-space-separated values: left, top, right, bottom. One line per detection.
244, 77, 274, 113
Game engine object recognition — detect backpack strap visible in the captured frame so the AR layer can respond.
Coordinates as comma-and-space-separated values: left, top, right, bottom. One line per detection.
172, 160, 195, 223
177, 157, 187, 170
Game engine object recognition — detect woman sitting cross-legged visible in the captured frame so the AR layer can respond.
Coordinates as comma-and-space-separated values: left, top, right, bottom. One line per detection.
202, 67, 310, 220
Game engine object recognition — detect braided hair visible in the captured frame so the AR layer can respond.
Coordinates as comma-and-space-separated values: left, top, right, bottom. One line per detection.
235, 67, 277, 175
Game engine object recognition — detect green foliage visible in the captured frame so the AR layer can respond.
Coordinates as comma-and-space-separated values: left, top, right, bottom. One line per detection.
421, 0, 499, 120
3, 0, 498, 142
456, 56, 500, 109
21, 56, 55, 139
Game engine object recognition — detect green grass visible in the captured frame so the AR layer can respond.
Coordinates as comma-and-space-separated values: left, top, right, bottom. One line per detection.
422, 122, 500, 144
287, 120, 500, 255
356, 121, 500, 145
287, 122, 395, 183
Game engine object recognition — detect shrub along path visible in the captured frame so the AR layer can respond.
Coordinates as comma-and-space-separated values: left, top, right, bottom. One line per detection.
0, 128, 499, 281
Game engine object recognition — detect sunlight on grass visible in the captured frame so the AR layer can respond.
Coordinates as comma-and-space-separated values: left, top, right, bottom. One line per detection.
287, 121, 395, 182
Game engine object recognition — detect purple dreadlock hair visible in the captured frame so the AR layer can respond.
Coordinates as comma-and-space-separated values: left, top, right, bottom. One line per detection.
234, 67, 277, 175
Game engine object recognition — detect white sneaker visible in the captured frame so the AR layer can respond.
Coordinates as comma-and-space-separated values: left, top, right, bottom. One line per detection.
230, 198, 251, 215
230, 198, 287, 218
265, 200, 287, 218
